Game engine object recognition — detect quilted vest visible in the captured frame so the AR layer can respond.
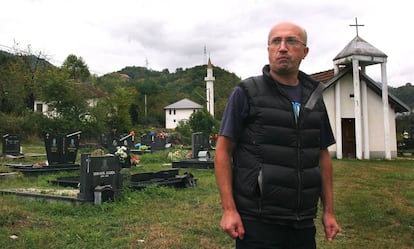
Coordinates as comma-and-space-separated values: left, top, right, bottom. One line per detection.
233, 68, 326, 222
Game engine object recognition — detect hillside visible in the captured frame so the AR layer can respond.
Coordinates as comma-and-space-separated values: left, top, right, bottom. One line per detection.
389, 83, 414, 110
97, 64, 241, 123
101, 66, 414, 123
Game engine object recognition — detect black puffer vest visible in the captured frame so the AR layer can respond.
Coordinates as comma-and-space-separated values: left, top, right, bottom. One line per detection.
233, 65, 326, 222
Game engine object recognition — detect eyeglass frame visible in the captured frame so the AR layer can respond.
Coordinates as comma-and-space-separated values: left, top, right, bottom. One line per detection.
268, 36, 307, 48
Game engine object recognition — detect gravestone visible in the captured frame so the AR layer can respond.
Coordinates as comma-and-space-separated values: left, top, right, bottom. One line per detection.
44, 131, 81, 165
64, 131, 81, 164
44, 133, 62, 164
191, 132, 210, 159
140, 134, 153, 147
100, 132, 120, 154
100, 133, 109, 149
119, 133, 135, 149
140, 134, 167, 151
77, 153, 123, 202
152, 137, 166, 151
2, 134, 21, 156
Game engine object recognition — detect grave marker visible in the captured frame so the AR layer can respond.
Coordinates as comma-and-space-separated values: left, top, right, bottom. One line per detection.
77, 153, 123, 202
191, 132, 210, 159
44, 131, 81, 165
2, 134, 22, 156
140, 134, 167, 151
119, 133, 135, 149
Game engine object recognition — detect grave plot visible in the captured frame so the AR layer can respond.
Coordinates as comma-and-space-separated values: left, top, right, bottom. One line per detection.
128, 169, 196, 190
1, 153, 123, 205
50, 168, 196, 192
2, 149, 197, 204
172, 132, 214, 169
5, 131, 82, 175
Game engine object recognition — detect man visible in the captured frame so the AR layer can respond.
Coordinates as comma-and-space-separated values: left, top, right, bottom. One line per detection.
214, 21, 340, 249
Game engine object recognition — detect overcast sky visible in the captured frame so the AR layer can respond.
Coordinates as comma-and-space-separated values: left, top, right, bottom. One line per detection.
1, 0, 412, 87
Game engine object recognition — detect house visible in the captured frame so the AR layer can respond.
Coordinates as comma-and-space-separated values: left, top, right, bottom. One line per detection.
311, 35, 410, 159
34, 83, 107, 118
164, 98, 203, 129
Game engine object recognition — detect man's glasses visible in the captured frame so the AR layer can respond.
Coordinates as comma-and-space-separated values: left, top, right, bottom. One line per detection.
269, 37, 306, 48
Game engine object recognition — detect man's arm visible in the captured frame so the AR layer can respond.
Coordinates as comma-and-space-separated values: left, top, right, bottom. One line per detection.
319, 149, 340, 242
214, 135, 245, 239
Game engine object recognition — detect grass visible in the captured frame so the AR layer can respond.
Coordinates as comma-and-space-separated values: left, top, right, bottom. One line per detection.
1, 143, 414, 248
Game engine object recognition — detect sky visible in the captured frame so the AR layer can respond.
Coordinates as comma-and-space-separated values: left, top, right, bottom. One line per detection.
1, 0, 413, 87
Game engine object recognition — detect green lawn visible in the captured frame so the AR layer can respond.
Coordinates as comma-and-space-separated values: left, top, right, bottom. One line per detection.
1, 144, 413, 248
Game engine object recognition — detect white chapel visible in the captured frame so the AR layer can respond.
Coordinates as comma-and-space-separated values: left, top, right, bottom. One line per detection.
312, 22, 409, 159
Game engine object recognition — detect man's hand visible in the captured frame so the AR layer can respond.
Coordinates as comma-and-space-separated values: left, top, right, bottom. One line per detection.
220, 210, 245, 239
322, 212, 340, 242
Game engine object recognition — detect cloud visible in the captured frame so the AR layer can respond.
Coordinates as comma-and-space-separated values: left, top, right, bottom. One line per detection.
1, 0, 413, 86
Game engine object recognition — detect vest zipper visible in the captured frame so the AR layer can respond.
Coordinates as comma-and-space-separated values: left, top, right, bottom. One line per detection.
258, 168, 263, 214
296, 108, 302, 221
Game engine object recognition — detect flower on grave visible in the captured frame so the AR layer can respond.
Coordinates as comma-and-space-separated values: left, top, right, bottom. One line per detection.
139, 144, 149, 151
130, 155, 140, 166
169, 149, 190, 161
33, 161, 48, 168
115, 146, 128, 163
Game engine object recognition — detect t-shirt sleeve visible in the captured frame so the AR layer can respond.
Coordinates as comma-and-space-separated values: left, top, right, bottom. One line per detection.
320, 111, 336, 149
218, 86, 249, 141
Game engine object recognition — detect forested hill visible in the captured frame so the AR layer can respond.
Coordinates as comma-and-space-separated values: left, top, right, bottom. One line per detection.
97, 65, 414, 124
389, 83, 414, 110
97, 65, 242, 121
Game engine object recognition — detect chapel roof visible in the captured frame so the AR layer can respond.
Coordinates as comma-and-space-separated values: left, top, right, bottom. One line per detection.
333, 36, 387, 66
313, 66, 410, 113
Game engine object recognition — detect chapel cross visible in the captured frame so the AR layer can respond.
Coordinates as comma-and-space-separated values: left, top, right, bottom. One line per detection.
349, 17, 364, 36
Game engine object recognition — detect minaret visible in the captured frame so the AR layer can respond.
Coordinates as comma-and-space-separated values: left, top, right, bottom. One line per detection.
204, 57, 215, 117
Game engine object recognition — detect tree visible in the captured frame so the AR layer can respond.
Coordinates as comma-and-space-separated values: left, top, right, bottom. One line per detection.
175, 120, 192, 145
0, 54, 26, 114
100, 86, 134, 134
97, 72, 130, 93
0, 48, 51, 115
61, 54, 90, 82
36, 68, 89, 133
188, 109, 219, 136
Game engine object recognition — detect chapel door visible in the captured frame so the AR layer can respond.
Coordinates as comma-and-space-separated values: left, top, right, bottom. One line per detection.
342, 118, 356, 159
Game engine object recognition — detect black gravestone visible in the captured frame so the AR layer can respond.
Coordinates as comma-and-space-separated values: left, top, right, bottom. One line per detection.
100, 133, 109, 149
77, 153, 123, 202
140, 134, 153, 147
44, 131, 81, 165
100, 132, 120, 153
152, 137, 166, 151
191, 132, 210, 159
119, 133, 135, 149
64, 131, 81, 164
44, 133, 63, 164
2, 134, 21, 156
140, 134, 166, 151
